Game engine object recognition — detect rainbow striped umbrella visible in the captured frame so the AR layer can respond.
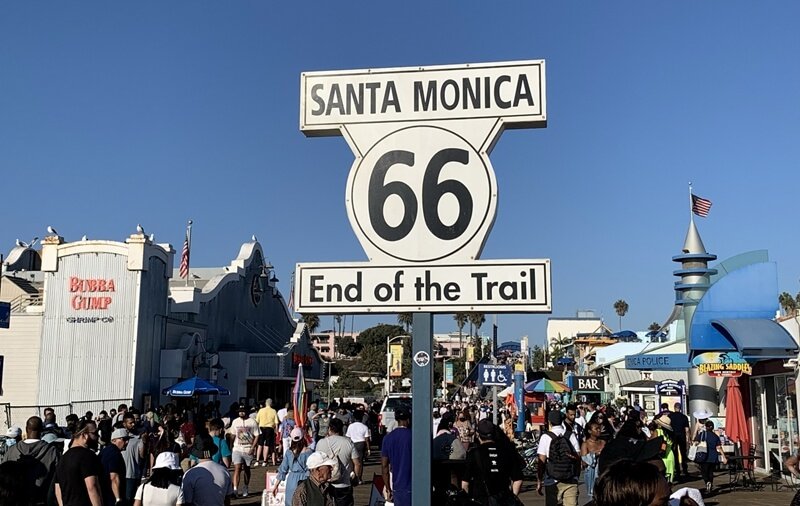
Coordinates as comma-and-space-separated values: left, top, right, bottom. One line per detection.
293, 364, 309, 436
524, 378, 571, 393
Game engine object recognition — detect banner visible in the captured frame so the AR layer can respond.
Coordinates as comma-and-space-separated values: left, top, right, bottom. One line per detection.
390, 344, 403, 377
445, 361, 454, 385
466, 345, 475, 363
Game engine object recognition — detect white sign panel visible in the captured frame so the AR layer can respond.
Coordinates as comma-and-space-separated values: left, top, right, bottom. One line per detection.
294, 259, 550, 314
301, 60, 545, 135
297, 60, 551, 315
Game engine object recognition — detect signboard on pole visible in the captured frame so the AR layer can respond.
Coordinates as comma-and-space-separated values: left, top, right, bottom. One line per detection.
389, 344, 403, 377
478, 364, 512, 387
445, 361, 454, 385
295, 60, 551, 315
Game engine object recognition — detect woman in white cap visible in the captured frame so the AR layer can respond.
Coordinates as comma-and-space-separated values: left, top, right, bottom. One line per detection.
133, 451, 183, 506
273, 427, 312, 505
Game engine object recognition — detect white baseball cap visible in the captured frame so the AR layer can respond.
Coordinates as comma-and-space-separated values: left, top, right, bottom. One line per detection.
6, 426, 21, 438
306, 451, 337, 470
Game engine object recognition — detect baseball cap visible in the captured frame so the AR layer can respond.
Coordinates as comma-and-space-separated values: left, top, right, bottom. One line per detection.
190, 434, 219, 459
153, 452, 181, 470
6, 426, 21, 438
238, 404, 248, 412
111, 428, 131, 440
290, 427, 305, 441
476, 419, 495, 438
548, 410, 565, 426
394, 405, 411, 421
306, 451, 338, 470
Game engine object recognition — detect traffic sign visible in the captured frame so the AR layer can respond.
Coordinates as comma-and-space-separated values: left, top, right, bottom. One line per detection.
413, 351, 431, 367
478, 364, 512, 387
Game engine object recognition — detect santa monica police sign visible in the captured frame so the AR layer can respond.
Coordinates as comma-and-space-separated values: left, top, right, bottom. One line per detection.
296, 60, 551, 314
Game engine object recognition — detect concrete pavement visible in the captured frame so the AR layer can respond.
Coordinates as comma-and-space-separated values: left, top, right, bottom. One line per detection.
230, 456, 799, 506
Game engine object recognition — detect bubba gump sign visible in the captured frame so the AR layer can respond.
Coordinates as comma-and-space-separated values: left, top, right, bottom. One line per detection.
69, 277, 116, 310
692, 351, 753, 377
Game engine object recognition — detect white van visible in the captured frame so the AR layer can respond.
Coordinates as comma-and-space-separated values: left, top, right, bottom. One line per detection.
378, 393, 412, 434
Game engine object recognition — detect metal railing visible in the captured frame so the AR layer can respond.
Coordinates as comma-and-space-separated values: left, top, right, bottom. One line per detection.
9, 293, 43, 312
3, 398, 132, 429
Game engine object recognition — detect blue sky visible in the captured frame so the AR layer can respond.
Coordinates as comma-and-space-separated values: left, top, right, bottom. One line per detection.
2, 2, 799, 347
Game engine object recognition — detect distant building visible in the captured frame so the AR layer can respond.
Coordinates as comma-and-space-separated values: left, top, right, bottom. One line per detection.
545, 310, 604, 364
309, 330, 360, 361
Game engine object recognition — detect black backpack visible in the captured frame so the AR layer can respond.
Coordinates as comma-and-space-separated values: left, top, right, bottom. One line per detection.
545, 430, 579, 481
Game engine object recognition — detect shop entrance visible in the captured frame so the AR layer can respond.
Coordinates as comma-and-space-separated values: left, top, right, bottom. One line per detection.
750, 373, 798, 474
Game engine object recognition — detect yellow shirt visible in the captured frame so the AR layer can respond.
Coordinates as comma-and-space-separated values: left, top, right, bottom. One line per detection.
256, 406, 278, 428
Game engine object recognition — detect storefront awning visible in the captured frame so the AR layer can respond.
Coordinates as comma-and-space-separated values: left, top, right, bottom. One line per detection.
710, 318, 799, 360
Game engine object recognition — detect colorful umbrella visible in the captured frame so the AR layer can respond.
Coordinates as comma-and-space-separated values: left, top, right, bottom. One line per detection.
293, 364, 309, 437
161, 376, 230, 397
524, 378, 571, 393
725, 377, 751, 465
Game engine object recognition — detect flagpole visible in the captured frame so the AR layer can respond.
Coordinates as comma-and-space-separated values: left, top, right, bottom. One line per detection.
688, 182, 694, 223
185, 220, 193, 287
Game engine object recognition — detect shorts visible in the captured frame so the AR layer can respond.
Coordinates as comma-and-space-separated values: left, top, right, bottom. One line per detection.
260, 427, 276, 449
353, 441, 367, 460
232, 450, 254, 466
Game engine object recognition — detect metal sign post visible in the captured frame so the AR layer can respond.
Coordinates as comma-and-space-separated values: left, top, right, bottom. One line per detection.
296, 60, 554, 506
412, 312, 433, 506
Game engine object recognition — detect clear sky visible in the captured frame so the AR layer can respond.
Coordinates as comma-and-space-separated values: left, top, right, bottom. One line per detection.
2, 2, 799, 347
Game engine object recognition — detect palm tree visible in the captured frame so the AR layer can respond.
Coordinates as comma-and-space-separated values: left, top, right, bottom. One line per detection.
300, 313, 320, 334
468, 312, 486, 358
549, 332, 572, 364
647, 322, 660, 332
397, 313, 413, 332
613, 300, 629, 330
779, 292, 797, 316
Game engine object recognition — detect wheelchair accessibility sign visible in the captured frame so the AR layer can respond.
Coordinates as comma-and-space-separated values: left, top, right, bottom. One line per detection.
478, 364, 512, 387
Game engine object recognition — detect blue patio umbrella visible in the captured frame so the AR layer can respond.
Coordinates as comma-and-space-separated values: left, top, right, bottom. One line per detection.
162, 376, 230, 397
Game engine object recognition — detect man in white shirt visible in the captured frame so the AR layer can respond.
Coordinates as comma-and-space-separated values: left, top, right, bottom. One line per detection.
227, 404, 259, 498
536, 411, 581, 506
345, 411, 371, 477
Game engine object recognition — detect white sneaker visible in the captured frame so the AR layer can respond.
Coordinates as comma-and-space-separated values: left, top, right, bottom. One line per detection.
242, 485, 249, 497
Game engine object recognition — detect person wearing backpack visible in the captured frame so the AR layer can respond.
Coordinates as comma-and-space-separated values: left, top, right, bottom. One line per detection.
537, 410, 581, 506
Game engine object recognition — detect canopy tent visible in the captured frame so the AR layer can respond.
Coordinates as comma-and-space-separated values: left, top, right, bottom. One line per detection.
162, 376, 230, 397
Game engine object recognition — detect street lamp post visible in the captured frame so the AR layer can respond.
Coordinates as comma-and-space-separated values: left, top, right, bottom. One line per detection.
441, 357, 451, 402
385, 335, 405, 396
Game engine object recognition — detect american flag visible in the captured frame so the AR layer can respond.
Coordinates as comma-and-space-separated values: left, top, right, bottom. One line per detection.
179, 231, 190, 279
691, 194, 712, 218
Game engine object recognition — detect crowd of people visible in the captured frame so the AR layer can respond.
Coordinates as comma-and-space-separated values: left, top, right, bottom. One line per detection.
0, 398, 390, 506
0, 395, 789, 506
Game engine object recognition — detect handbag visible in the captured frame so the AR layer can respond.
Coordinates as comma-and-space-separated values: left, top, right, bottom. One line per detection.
692, 431, 708, 463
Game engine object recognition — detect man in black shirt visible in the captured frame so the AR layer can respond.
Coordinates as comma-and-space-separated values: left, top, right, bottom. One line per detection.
668, 402, 691, 480
99, 428, 130, 505
55, 419, 104, 506
461, 419, 523, 505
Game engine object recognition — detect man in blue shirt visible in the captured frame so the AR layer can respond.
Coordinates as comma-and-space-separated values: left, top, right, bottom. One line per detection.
381, 406, 412, 506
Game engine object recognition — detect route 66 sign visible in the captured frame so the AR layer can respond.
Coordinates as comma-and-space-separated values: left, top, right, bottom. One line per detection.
302, 60, 545, 263
296, 61, 551, 313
